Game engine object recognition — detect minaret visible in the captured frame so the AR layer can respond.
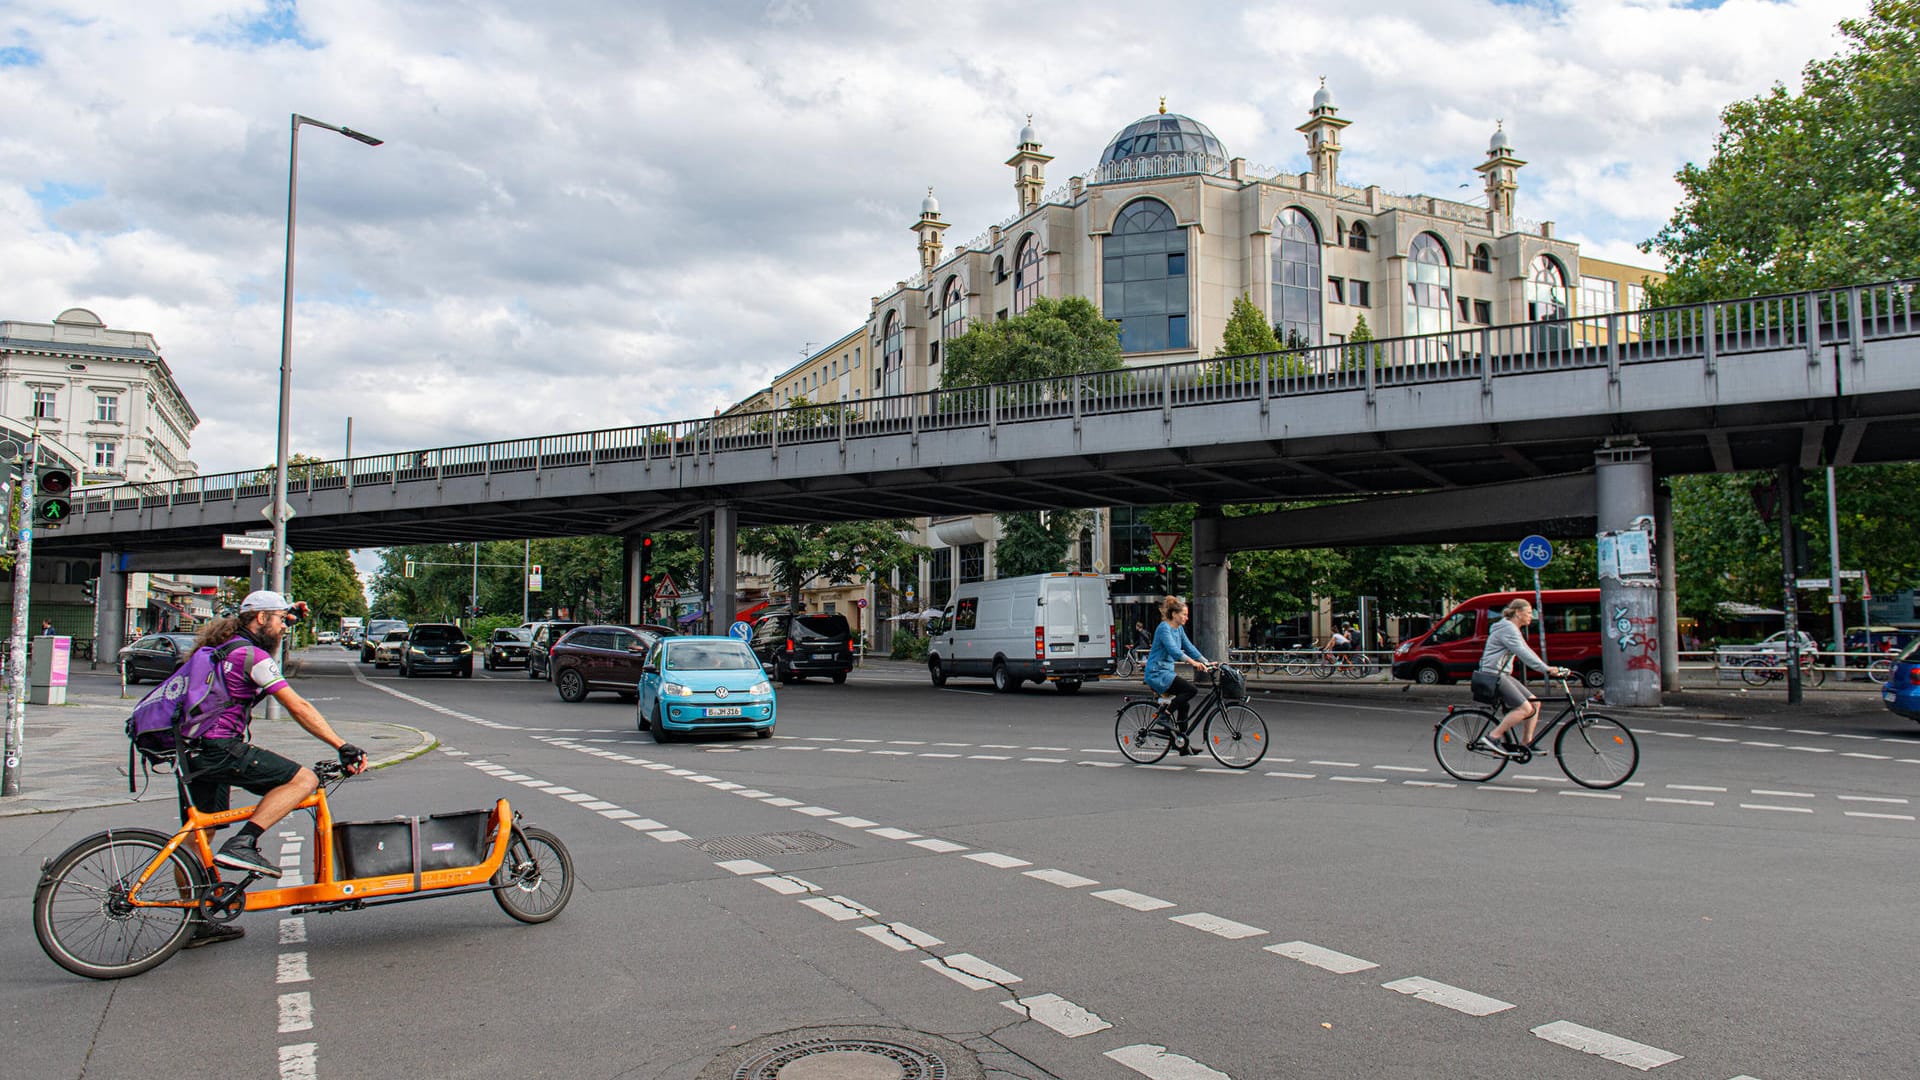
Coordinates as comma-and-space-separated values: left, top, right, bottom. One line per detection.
911, 187, 949, 272
1005, 114, 1053, 214
1475, 121, 1525, 233
1295, 77, 1351, 192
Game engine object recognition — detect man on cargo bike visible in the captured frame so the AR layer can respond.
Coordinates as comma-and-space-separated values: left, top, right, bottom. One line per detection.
179, 590, 366, 946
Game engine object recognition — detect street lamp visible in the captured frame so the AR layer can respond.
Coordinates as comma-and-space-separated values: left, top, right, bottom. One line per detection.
271, 113, 382, 601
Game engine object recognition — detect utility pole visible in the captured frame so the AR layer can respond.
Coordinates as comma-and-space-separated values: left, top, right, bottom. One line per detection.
522, 539, 531, 624
3, 433, 38, 796
1826, 467, 1846, 675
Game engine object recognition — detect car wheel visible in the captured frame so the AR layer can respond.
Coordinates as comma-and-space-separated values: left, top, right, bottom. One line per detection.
483, 655, 493, 671
928, 657, 947, 687
637, 703, 650, 731
556, 668, 589, 703
777, 658, 798, 685
1413, 664, 1444, 686
1581, 664, 1605, 689
755, 726, 774, 739
650, 706, 672, 744
458, 663, 472, 678
991, 660, 1016, 693
1056, 678, 1083, 693
526, 662, 538, 680
122, 668, 139, 685
831, 671, 847, 685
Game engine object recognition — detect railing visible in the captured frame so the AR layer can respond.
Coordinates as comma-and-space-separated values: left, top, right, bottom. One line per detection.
1088, 152, 1230, 186
69, 279, 1919, 521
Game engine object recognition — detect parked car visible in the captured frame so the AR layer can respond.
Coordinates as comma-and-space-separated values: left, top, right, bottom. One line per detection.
316, 631, 338, 645
548, 625, 663, 702
1715, 630, 1822, 670
1393, 589, 1605, 687
400, 623, 473, 678
118, 632, 198, 684
371, 628, 410, 669
1846, 626, 1920, 655
749, 611, 857, 685
925, 572, 1115, 693
1883, 639, 1920, 722
638, 635, 775, 742
526, 621, 584, 680
484, 627, 532, 671
360, 619, 408, 663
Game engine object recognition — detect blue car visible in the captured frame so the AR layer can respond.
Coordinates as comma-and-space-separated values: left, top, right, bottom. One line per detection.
637, 635, 776, 742
1884, 640, 1920, 723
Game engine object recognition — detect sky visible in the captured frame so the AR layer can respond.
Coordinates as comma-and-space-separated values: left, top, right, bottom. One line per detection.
0, 0, 1868, 480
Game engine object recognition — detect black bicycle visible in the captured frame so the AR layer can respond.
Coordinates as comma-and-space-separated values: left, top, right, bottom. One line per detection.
1114, 665, 1268, 769
1432, 675, 1638, 789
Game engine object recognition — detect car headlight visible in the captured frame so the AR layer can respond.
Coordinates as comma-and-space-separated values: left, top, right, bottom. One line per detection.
661, 682, 694, 697
749, 681, 772, 695
409, 647, 425, 655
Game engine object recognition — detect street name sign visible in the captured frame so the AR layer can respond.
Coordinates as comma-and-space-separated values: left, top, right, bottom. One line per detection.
222, 534, 273, 552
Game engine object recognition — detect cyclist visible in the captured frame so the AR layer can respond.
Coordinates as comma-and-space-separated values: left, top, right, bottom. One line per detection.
1469, 598, 1572, 757
1144, 596, 1214, 755
180, 591, 367, 946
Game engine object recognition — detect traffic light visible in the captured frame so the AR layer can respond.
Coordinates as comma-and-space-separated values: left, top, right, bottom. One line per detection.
82, 579, 95, 602
405, 560, 417, 578
35, 465, 72, 528
638, 534, 655, 607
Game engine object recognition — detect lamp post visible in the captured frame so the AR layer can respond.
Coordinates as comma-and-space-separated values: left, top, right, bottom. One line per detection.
270, 113, 382, 600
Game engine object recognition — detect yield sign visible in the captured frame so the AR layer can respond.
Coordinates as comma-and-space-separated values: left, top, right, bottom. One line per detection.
1151, 531, 1183, 562
653, 573, 682, 601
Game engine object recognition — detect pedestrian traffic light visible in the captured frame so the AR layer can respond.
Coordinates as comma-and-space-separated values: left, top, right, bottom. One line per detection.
405, 560, 417, 578
638, 534, 655, 607
82, 579, 95, 602
35, 465, 72, 528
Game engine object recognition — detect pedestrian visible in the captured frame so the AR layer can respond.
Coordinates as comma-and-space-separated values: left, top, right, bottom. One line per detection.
39, 619, 53, 636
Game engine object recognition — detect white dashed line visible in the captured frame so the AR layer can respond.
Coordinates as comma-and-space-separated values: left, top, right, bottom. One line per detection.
1531, 1020, 1682, 1071
1104, 1043, 1231, 1080
1479, 785, 1538, 794
649, 830, 692, 842
857, 922, 944, 951
1740, 804, 1814, 814
1751, 789, 1815, 799
1668, 784, 1726, 792
869, 827, 922, 840
715, 859, 773, 875
923, 953, 1020, 989
791, 806, 839, 817
1024, 868, 1099, 888
1837, 795, 1909, 804
828, 816, 879, 828
1004, 993, 1112, 1038
910, 838, 969, 853
618, 819, 668, 832
1560, 790, 1622, 800
798, 896, 871, 921
275, 952, 310, 984
278, 918, 307, 945
1091, 888, 1175, 912
1382, 976, 1515, 1016
965, 852, 1032, 869
1264, 940, 1377, 974
1169, 912, 1265, 939
276, 992, 314, 1033
1646, 797, 1714, 807
755, 875, 819, 895
278, 1043, 318, 1080
1846, 811, 1916, 821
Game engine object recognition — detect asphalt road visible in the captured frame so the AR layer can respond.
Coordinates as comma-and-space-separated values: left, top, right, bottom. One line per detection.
4, 648, 1916, 1080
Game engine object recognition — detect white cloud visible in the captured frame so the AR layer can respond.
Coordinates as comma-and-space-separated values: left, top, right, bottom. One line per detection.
0, 0, 1869, 476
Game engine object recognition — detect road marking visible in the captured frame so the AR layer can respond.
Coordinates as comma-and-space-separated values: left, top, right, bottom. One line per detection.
600, 809, 639, 820
920, 752, 962, 759
715, 859, 773, 875
762, 797, 802, 807
277, 992, 314, 1033
829, 815, 879, 828
981, 743, 1021, 749
1837, 795, 1909, 804
1403, 779, 1456, 788
1005, 993, 1112, 1037
1092, 888, 1175, 912
559, 792, 596, 803
1647, 797, 1714, 806
1309, 759, 1360, 767
1374, 765, 1428, 773
934, 741, 970, 747
1787, 746, 1833, 753
968, 754, 1012, 760
1846, 811, 1916, 821
755, 875, 819, 895
618, 819, 668, 831
1741, 741, 1783, 748
889, 740, 928, 745
648, 830, 692, 841
1531, 1020, 1682, 1071
1023, 756, 1068, 763
1479, 785, 1538, 793
1170, 912, 1265, 939
799, 896, 871, 921
1561, 790, 1622, 800
276, 952, 310, 984
857, 921, 944, 951
1740, 804, 1814, 814
791, 806, 839, 817
912, 838, 969, 853
277, 1043, 318, 1080
543, 786, 576, 795
1265, 940, 1377, 974
1104, 1043, 1231, 1080
1751, 789, 1815, 799
1668, 784, 1726, 792
1331, 776, 1387, 784
1382, 976, 1514, 1016
1266, 771, 1317, 779
1697, 736, 1737, 743
870, 827, 922, 840
1028, 745, 1072, 751
923, 952, 1020, 989
580, 800, 618, 811
966, 852, 1032, 869
1025, 868, 1099, 888
736, 789, 773, 798
1080, 760, 1125, 768
278, 918, 307, 945
1841, 752, 1892, 760
821, 747, 865, 754
1513, 773, 1568, 784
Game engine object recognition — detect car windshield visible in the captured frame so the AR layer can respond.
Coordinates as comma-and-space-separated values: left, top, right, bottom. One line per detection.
411, 627, 464, 644
495, 629, 530, 643
383, 631, 408, 642
1902, 638, 1920, 663
791, 614, 851, 641
163, 635, 197, 650
664, 641, 759, 671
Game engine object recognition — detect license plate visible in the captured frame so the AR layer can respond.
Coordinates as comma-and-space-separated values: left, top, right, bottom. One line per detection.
428, 656, 451, 663
706, 706, 743, 718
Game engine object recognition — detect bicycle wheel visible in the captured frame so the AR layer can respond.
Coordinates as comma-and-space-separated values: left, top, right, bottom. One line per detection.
1433, 709, 1507, 783
1739, 658, 1777, 687
1115, 702, 1173, 764
1341, 658, 1369, 680
1869, 658, 1894, 685
1204, 704, 1269, 769
34, 828, 203, 979
1283, 654, 1309, 678
493, 825, 574, 924
1554, 713, 1639, 790
1312, 659, 1334, 679
1801, 661, 1826, 688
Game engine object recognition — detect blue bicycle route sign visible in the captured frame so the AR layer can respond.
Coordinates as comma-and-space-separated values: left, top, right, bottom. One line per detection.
1517, 535, 1554, 571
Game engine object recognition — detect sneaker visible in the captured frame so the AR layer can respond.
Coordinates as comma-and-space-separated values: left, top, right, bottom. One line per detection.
184, 923, 247, 949
214, 834, 282, 879
1467, 736, 1509, 757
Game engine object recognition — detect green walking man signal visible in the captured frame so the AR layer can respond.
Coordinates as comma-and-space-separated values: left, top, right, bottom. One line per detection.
35, 466, 72, 527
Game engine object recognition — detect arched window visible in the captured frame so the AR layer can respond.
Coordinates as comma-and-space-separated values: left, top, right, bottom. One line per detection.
1471, 244, 1491, 273
1013, 234, 1043, 315
940, 277, 967, 342
1102, 199, 1188, 353
1406, 232, 1453, 339
881, 311, 904, 401
993, 255, 1006, 283
1525, 254, 1571, 351
1271, 207, 1322, 347
1348, 221, 1369, 251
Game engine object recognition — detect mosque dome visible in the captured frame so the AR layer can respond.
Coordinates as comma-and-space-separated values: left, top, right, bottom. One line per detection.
1312, 81, 1335, 110
1489, 124, 1511, 153
1019, 116, 1037, 144
1096, 109, 1230, 179
921, 187, 940, 216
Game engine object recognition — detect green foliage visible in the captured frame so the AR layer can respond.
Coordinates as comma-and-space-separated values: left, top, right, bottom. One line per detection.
1205, 294, 1309, 382
248, 453, 341, 488
752, 395, 861, 433
994, 510, 1089, 578
1643, 0, 1920, 301
941, 295, 1123, 388
889, 631, 929, 661
739, 519, 925, 610
1341, 314, 1381, 371
368, 534, 705, 624
1215, 293, 1280, 357
289, 550, 367, 629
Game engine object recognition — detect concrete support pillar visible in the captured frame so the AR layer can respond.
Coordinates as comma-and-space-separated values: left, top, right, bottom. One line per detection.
1596, 446, 1660, 706
621, 533, 644, 623
1655, 487, 1680, 692
96, 553, 127, 671
712, 505, 737, 632
1191, 506, 1230, 663
1778, 465, 1805, 703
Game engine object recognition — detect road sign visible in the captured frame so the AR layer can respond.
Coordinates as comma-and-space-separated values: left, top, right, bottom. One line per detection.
1516, 535, 1553, 570
1795, 577, 1831, 589
729, 620, 753, 641
261, 501, 296, 522
1151, 531, 1183, 561
855, 598, 868, 609
528, 565, 543, 592
1838, 569, 1864, 579
1828, 594, 1846, 604
654, 573, 681, 601
222, 534, 272, 552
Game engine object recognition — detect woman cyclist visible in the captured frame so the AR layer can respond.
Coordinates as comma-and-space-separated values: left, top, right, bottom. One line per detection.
1470, 598, 1572, 756
1144, 595, 1214, 755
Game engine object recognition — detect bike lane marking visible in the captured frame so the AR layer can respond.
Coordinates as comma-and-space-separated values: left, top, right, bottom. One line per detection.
1381, 976, 1515, 1016
1531, 1019, 1682, 1071
273, 831, 318, 1078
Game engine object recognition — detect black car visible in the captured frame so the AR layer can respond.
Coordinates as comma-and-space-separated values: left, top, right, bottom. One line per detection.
527, 621, 584, 680
119, 633, 198, 684
399, 623, 473, 678
548, 625, 663, 703
749, 612, 854, 684
484, 627, 532, 671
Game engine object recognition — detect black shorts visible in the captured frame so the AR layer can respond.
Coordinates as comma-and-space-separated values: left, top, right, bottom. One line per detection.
182, 737, 303, 817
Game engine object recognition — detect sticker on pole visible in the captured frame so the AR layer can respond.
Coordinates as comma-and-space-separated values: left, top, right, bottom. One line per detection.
1517, 535, 1553, 571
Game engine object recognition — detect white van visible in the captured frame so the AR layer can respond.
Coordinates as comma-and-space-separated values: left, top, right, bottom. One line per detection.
927, 572, 1114, 693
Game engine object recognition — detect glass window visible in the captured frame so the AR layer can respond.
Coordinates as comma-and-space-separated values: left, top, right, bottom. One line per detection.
930, 547, 953, 608
881, 311, 905, 406
32, 389, 55, 419
941, 277, 967, 343
954, 596, 978, 631
93, 442, 116, 469
1458, 297, 1473, 322
1351, 280, 1370, 308
1428, 609, 1476, 644
1527, 255, 1571, 351
1348, 222, 1369, 251
959, 542, 986, 584
1579, 275, 1619, 317
1474, 299, 1492, 324
665, 641, 757, 670
1013, 234, 1044, 314
1104, 199, 1189, 353
1626, 283, 1647, 311
1327, 277, 1345, 305
95, 394, 118, 422
1471, 244, 1491, 273
1271, 208, 1322, 347
1405, 233, 1454, 341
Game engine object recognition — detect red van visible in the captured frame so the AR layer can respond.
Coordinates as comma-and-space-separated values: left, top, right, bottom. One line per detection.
1391, 588, 1606, 688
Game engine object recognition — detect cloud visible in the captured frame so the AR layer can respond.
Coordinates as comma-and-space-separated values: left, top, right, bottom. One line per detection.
0, 0, 1869, 478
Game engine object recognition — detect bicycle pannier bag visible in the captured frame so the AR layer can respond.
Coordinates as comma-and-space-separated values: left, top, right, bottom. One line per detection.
1470, 670, 1502, 705
417, 809, 494, 871
333, 817, 415, 879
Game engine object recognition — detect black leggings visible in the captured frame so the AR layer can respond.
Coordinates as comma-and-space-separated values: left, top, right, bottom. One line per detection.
1166, 676, 1198, 725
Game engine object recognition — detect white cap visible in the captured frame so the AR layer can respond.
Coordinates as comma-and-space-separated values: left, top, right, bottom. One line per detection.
238, 590, 294, 613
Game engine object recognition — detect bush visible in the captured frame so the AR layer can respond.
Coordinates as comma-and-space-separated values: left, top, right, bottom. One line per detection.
890, 632, 928, 661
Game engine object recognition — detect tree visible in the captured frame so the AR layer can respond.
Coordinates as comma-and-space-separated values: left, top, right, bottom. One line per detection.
994, 510, 1089, 578
289, 550, 367, 629
1643, 1, 1920, 301
1215, 293, 1280, 358
739, 520, 924, 611
1341, 314, 1379, 371
941, 295, 1122, 388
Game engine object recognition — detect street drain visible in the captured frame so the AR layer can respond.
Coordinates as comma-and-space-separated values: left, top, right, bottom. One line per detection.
701, 1026, 982, 1080
694, 831, 846, 859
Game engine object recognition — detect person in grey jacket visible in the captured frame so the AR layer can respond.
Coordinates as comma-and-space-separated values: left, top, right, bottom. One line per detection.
1469, 598, 1571, 756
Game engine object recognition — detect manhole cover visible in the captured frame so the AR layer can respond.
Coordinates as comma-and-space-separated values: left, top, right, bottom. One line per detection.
701, 1027, 982, 1080
694, 831, 846, 859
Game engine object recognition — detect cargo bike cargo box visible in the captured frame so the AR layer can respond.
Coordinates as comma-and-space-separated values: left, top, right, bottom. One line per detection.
334, 808, 497, 879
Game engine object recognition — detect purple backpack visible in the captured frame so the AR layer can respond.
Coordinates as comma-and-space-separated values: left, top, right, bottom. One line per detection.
124, 639, 251, 792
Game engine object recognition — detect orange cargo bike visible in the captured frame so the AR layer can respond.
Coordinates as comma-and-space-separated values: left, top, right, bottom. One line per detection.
34, 759, 573, 979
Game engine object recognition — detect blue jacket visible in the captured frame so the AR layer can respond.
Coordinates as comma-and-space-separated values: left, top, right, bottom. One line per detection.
1144, 621, 1207, 693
